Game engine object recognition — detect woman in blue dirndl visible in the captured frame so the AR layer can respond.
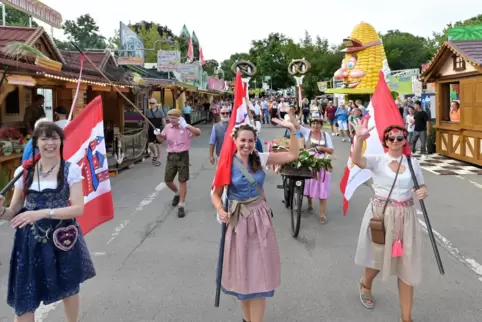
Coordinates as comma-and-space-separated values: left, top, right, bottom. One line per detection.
0, 122, 95, 321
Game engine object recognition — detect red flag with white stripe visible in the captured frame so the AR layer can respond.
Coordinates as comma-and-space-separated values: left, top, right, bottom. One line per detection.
211, 72, 247, 188
63, 96, 114, 233
199, 47, 206, 65
339, 71, 409, 214
187, 36, 194, 62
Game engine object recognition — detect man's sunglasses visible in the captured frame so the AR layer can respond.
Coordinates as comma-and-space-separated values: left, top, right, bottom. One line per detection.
221, 112, 230, 115
387, 136, 406, 142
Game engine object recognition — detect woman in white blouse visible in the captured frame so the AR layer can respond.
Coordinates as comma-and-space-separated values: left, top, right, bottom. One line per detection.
351, 119, 428, 322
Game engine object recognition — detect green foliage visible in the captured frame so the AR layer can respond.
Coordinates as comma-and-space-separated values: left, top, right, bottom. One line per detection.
433, 14, 482, 44
55, 14, 107, 50
381, 30, 436, 70
203, 59, 219, 76
0, 6, 38, 27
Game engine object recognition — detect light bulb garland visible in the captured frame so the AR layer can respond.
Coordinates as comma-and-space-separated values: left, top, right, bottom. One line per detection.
35, 72, 134, 89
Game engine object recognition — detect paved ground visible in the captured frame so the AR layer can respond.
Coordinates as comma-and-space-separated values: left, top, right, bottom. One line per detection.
1, 123, 481, 322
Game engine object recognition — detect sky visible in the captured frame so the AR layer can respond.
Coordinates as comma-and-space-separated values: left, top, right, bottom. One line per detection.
20, 0, 479, 62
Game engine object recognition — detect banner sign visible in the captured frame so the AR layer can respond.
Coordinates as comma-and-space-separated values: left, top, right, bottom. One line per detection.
118, 21, 145, 66
157, 50, 181, 68
158, 63, 200, 82
317, 81, 328, 92
0, 0, 62, 28
208, 77, 225, 91
388, 76, 413, 95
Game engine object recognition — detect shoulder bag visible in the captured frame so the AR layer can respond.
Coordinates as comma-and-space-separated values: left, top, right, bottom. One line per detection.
369, 157, 402, 245
232, 157, 273, 217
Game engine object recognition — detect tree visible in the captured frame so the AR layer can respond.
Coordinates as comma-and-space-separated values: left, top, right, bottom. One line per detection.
381, 30, 436, 70
203, 59, 219, 76
0, 6, 38, 27
433, 14, 482, 45
55, 14, 106, 50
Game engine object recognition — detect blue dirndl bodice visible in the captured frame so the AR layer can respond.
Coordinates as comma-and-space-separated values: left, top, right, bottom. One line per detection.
7, 161, 96, 316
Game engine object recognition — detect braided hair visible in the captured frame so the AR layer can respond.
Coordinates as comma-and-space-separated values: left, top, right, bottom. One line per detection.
232, 124, 262, 173
23, 122, 66, 195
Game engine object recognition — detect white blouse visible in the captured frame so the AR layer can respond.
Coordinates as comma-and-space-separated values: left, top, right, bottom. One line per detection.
14, 163, 84, 191
365, 153, 424, 202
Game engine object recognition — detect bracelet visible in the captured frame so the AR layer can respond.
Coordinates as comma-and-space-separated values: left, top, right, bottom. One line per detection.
290, 131, 297, 136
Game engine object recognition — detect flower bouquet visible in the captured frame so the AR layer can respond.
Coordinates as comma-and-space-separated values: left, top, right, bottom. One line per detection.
272, 145, 333, 180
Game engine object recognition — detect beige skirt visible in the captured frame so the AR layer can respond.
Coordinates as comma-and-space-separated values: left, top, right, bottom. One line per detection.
355, 196, 422, 286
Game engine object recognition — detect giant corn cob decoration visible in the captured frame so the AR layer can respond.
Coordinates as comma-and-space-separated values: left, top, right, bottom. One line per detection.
333, 22, 389, 94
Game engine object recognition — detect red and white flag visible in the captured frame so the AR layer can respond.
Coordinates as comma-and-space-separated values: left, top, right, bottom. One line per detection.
63, 96, 114, 234
211, 71, 248, 189
339, 71, 409, 214
187, 36, 194, 62
199, 47, 206, 65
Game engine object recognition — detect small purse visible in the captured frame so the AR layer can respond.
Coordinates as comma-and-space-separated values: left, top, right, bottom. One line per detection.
369, 158, 402, 245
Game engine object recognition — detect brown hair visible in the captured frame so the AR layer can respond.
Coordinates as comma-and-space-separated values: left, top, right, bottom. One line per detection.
23, 122, 66, 195
232, 124, 262, 173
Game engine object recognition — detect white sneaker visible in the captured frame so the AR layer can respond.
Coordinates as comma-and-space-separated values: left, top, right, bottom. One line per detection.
342, 138, 346, 142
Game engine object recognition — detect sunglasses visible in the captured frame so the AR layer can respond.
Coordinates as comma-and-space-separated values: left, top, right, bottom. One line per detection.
387, 136, 406, 142
221, 112, 229, 115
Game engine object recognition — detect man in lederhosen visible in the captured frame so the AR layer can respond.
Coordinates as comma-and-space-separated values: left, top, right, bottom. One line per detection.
155, 109, 201, 218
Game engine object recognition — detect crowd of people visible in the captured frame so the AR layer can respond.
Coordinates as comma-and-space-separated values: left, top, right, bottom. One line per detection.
0, 93, 429, 322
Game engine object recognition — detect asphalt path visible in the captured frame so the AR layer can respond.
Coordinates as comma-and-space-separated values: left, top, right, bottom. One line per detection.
0, 123, 481, 321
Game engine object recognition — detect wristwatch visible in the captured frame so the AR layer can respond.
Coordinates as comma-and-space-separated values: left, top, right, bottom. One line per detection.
48, 209, 55, 218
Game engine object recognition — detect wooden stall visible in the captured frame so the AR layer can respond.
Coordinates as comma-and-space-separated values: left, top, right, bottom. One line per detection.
422, 40, 482, 166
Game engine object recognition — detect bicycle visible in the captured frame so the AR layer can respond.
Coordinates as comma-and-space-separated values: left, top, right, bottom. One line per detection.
271, 145, 316, 238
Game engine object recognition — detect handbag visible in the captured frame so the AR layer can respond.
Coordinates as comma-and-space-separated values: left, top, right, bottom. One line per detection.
32, 163, 79, 251
233, 157, 274, 217
369, 157, 402, 245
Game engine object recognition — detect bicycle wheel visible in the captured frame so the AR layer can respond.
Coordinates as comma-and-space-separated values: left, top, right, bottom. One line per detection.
290, 181, 303, 238
283, 176, 290, 208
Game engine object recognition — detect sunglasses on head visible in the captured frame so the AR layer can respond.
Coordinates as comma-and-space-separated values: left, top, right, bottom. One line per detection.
387, 136, 406, 142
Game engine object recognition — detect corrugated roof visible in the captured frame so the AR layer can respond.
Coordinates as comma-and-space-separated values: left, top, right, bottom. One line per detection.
0, 26, 65, 64
61, 51, 112, 72
422, 40, 482, 81
449, 40, 482, 65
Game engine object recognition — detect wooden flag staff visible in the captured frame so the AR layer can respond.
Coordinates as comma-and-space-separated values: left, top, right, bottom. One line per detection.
70, 42, 156, 130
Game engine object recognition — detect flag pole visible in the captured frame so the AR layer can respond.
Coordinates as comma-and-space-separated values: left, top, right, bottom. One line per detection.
0, 171, 23, 196
406, 157, 445, 275
215, 61, 257, 307
69, 42, 157, 130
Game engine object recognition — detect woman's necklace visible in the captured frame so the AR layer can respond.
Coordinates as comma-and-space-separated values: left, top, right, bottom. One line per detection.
39, 162, 58, 178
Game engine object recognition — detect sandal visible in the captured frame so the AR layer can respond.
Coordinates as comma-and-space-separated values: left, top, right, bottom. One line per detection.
320, 215, 327, 224
307, 205, 313, 212
359, 279, 374, 309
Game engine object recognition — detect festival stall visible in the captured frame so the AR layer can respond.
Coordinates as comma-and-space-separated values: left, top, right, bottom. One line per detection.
422, 40, 482, 166
325, 22, 390, 105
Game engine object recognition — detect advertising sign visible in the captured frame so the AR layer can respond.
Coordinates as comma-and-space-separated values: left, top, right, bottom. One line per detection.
0, 0, 62, 28
118, 21, 144, 66
208, 77, 224, 91
157, 50, 181, 69
388, 76, 412, 95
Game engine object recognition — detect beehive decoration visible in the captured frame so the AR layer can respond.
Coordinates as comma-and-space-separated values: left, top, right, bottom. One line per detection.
332, 22, 390, 94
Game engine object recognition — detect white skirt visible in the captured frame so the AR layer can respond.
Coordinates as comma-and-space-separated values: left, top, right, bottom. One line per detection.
354, 196, 422, 286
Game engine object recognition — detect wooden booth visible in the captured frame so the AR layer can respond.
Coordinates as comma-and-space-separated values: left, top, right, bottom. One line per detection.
422, 40, 482, 166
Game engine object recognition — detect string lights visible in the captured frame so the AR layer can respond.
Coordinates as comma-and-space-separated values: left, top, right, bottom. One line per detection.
35, 72, 134, 89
